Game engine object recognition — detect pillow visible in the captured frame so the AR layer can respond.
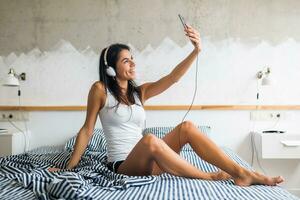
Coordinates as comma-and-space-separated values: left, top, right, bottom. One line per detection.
65, 126, 211, 153
64, 128, 107, 152
142, 125, 211, 151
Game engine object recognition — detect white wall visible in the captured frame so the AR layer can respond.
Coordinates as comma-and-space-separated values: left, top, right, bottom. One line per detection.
1, 38, 300, 105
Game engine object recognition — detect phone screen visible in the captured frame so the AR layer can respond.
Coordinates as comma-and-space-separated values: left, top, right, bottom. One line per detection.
178, 14, 187, 29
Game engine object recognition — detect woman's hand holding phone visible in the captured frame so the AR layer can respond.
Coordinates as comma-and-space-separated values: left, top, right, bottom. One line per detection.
178, 14, 201, 53
185, 24, 201, 53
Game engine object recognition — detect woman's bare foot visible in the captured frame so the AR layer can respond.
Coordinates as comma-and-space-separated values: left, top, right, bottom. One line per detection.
210, 170, 232, 181
234, 169, 284, 186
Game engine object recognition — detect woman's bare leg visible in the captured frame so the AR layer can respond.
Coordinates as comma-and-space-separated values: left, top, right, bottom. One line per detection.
117, 134, 225, 180
150, 125, 230, 180
118, 121, 283, 186
155, 121, 284, 186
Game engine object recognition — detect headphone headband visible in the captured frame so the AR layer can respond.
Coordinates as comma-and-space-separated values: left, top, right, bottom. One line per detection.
104, 46, 110, 66
103, 45, 116, 77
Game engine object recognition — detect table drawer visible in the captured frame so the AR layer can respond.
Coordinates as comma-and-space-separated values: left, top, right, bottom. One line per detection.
260, 134, 300, 159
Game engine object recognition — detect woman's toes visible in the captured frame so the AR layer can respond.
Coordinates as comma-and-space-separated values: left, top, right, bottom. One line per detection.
211, 170, 232, 181
215, 169, 284, 187
220, 171, 232, 180
252, 173, 284, 186
274, 176, 284, 184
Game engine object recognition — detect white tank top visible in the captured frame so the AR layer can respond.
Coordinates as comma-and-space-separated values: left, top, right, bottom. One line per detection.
99, 89, 146, 162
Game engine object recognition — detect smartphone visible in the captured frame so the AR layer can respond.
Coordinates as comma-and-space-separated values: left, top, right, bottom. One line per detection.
178, 14, 188, 29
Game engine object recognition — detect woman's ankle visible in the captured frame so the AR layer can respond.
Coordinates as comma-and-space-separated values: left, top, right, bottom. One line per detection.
232, 166, 248, 179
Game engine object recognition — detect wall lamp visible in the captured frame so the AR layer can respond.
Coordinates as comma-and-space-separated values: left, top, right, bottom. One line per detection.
257, 67, 271, 86
2, 68, 26, 87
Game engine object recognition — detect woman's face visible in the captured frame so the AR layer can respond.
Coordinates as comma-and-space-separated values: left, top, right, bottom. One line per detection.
115, 49, 136, 81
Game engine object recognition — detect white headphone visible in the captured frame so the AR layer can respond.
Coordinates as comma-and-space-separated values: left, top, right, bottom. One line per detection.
104, 46, 116, 77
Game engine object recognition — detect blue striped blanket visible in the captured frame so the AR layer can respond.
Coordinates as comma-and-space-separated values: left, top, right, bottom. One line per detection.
0, 146, 298, 200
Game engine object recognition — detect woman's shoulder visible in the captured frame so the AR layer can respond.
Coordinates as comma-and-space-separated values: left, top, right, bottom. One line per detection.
90, 81, 107, 108
91, 81, 106, 93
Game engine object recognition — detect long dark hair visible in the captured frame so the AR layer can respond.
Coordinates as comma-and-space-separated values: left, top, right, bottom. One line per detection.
99, 43, 142, 108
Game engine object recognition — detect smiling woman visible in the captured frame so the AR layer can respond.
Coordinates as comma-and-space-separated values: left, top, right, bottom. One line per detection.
99, 44, 142, 107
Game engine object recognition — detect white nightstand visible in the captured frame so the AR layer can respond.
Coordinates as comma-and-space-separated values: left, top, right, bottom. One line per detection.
0, 131, 29, 157
253, 132, 300, 159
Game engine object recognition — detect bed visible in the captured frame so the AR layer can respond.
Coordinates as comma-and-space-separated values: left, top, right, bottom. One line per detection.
0, 127, 299, 200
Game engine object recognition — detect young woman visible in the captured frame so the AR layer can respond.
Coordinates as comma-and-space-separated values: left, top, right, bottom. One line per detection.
49, 24, 283, 186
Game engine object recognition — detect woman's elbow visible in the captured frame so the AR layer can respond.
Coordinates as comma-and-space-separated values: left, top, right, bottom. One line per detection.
168, 73, 180, 83
172, 75, 180, 83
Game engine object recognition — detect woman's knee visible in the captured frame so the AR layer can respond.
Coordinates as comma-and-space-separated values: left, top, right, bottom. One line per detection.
142, 134, 163, 154
178, 121, 202, 140
179, 121, 196, 134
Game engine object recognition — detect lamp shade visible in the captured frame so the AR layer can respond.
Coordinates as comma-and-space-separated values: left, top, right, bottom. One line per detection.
2, 69, 20, 87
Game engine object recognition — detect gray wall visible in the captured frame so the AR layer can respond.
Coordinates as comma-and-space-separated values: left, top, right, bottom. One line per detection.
0, 0, 300, 55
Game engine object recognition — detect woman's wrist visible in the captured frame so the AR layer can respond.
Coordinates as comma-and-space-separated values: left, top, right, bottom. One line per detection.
192, 48, 201, 55
193, 47, 201, 54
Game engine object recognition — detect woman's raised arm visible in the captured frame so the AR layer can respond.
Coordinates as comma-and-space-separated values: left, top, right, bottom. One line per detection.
139, 24, 201, 103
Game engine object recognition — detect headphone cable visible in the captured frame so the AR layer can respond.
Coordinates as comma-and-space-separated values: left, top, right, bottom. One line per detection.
178, 53, 199, 147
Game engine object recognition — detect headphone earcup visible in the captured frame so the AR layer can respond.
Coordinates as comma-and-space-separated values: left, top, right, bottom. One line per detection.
106, 66, 116, 77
